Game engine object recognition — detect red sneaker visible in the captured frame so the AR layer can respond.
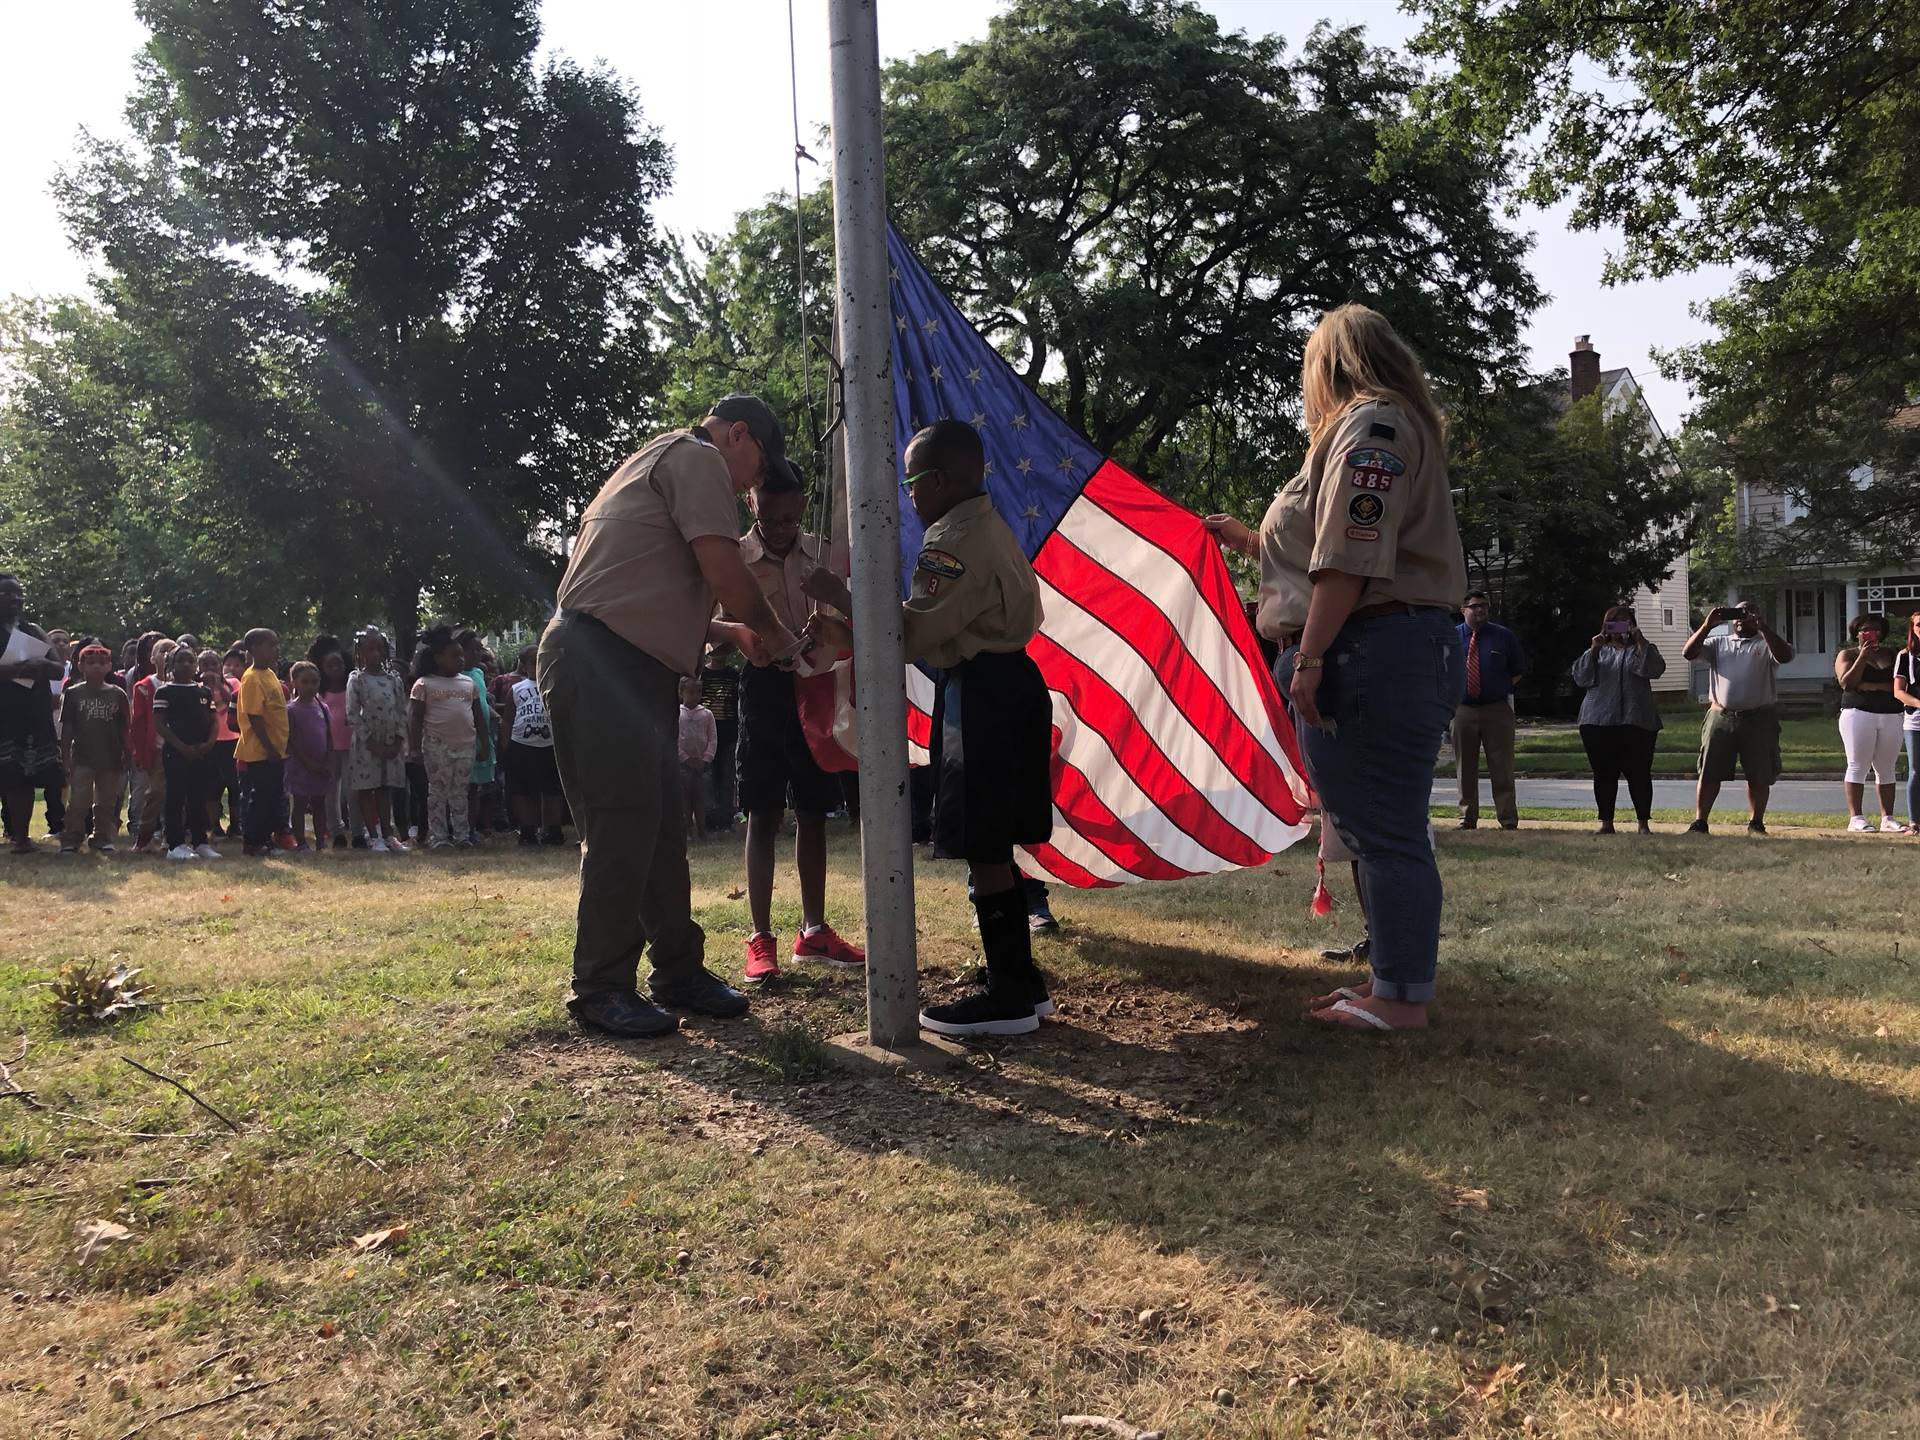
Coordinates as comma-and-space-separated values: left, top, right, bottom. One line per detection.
742, 931, 781, 986
793, 924, 866, 969
272, 832, 300, 852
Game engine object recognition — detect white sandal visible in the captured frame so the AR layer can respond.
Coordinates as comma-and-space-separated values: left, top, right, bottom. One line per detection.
1312, 997, 1397, 1031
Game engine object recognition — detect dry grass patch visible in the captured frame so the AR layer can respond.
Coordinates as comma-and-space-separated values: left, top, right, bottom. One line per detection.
0, 820, 1916, 1438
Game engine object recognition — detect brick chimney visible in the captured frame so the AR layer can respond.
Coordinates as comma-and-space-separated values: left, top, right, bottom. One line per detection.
1570, 335, 1601, 402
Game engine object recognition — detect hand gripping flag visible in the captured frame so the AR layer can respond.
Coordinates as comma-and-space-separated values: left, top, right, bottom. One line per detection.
886, 226, 1312, 886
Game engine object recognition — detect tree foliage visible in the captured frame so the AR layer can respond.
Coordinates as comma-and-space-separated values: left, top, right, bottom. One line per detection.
3, 0, 671, 647
1414, 0, 1920, 543
1455, 387, 1696, 696
660, 0, 1542, 531
884, 1, 1538, 500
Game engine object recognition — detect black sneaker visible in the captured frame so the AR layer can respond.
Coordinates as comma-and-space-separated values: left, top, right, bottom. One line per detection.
959, 965, 1053, 1017
650, 969, 750, 1018
1747, 820, 1768, 836
567, 989, 679, 1038
921, 983, 1039, 1037
1686, 819, 1709, 835
350, 833, 369, 850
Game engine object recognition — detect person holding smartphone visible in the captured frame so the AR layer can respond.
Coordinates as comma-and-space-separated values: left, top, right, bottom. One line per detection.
1835, 613, 1908, 832
1569, 603, 1667, 833
1681, 600, 1794, 834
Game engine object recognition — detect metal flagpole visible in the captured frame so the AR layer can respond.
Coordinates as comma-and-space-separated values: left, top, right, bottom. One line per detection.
827, 0, 918, 1048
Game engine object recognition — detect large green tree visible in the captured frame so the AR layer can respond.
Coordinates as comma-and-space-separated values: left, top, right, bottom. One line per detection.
1414, 0, 1920, 548
1455, 386, 1697, 698
4, 0, 670, 646
662, 1, 1540, 527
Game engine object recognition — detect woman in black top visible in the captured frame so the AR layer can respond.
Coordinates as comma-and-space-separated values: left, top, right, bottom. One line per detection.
0, 574, 67, 853
1835, 613, 1908, 832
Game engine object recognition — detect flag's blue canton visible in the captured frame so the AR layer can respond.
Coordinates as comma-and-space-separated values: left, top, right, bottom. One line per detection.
887, 226, 1102, 586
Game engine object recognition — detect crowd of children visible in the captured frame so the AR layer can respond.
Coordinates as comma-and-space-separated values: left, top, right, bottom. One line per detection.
0, 612, 571, 860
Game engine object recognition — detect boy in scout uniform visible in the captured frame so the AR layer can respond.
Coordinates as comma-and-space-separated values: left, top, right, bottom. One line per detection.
805, 418, 1054, 1037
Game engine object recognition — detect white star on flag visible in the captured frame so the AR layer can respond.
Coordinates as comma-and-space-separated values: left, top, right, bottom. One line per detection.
895, 314, 907, 332
921, 316, 940, 336
966, 367, 982, 384
1016, 457, 1033, 474
930, 364, 943, 382
970, 411, 986, 427
1009, 412, 1029, 430
1056, 454, 1076, 473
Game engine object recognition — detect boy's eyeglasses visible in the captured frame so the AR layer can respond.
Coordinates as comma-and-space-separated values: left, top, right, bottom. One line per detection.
900, 468, 941, 493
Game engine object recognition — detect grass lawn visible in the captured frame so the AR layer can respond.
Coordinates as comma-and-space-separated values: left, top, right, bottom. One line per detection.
3, 825, 1917, 1439
1438, 713, 1862, 778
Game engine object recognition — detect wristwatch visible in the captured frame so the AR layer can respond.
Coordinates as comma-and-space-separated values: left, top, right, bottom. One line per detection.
1294, 655, 1324, 670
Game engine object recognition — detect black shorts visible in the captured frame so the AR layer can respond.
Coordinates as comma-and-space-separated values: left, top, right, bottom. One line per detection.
935, 648, 1053, 864
505, 740, 561, 797
736, 665, 843, 815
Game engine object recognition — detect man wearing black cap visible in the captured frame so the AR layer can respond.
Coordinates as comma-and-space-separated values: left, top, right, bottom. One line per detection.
541, 395, 802, 1039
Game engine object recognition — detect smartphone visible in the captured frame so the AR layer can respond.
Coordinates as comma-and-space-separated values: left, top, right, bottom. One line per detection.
1604, 620, 1632, 636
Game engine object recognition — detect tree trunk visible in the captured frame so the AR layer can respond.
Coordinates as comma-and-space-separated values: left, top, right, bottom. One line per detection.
386, 575, 422, 664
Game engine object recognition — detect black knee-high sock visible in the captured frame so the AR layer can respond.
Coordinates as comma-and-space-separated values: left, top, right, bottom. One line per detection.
972, 887, 1034, 985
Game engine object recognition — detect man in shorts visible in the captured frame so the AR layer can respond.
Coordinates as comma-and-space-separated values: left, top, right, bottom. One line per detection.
1682, 600, 1794, 835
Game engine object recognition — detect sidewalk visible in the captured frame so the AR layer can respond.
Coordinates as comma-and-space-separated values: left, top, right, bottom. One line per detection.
1434, 777, 1853, 816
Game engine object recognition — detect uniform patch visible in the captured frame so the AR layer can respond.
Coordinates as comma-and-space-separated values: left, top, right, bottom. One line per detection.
917, 549, 967, 579
1345, 526, 1380, 542
1345, 447, 1404, 474
1347, 493, 1385, 528
1346, 446, 1404, 493
1368, 422, 1397, 440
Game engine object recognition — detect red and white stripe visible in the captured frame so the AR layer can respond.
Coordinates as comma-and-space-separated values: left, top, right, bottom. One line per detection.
902, 460, 1312, 887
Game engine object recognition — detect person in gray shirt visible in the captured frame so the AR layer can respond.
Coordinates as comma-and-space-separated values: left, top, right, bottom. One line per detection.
1681, 599, 1795, 835
1570, 603, 1667, 833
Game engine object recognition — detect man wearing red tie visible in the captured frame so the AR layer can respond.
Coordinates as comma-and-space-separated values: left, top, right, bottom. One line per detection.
1452, 592, 1528, 829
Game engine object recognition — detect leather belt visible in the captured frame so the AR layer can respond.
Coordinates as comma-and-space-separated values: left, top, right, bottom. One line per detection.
1276, 601, 1418, 651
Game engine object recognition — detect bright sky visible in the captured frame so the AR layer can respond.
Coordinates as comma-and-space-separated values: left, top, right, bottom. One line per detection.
1, 0, 1727, 433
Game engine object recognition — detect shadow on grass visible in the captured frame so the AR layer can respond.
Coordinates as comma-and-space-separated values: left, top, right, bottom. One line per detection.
503, 875, 1920, 1432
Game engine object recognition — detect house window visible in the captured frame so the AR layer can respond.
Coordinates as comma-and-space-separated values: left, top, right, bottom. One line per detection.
1861, 576, 1920, 604
1663, 608, 1674, 628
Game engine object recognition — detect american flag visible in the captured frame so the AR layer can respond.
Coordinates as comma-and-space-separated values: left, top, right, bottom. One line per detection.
886, 226, 1312, 887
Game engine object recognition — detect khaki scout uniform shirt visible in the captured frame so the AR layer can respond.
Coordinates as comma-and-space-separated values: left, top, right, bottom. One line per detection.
736, 527, 824, 633
554, 429, 741, 675
1254, 398, 1466, 639
901, 494, 1043, 669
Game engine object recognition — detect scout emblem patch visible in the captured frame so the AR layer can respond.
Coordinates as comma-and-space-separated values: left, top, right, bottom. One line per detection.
917, 549, 966, 579
1347, 446, 1404, 492
1348, 492, 1385, 528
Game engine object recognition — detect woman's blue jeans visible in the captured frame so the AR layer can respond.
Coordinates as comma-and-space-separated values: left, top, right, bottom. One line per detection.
1906, 729, 1920, 825
1277, 608, 1462, 1002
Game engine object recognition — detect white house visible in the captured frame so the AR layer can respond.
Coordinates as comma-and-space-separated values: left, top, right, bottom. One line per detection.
1723, 412, 1919, 694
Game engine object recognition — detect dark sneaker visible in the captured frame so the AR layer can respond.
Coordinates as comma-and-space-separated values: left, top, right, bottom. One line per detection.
1027, 897, 1060, 934
1455, 819, 1477, 831
1747, 820, 1769, 836
959, 965, 1053, 1016
1685, 819, 1709, 835
568, 989, 679, 1039
651, 969, 751, 1018
920, 984, 1039, 1038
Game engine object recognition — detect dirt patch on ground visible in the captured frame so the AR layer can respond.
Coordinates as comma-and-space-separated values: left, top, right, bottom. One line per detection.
504, 971, 1271, 1160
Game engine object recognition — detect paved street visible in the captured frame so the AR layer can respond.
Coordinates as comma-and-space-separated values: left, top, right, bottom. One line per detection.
1434, 777, 1852, 816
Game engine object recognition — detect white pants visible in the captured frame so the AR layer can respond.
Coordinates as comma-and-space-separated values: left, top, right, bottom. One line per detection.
1839, 708, 1903, 784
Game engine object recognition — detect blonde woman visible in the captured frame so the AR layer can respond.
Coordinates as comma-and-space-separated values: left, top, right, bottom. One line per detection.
1206, 305, 1465, 1033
